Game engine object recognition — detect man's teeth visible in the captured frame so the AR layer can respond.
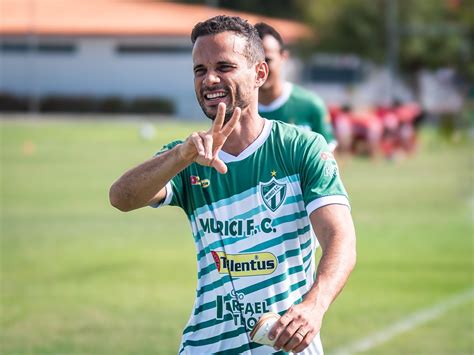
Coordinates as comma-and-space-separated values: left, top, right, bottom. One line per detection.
206, 92, 226, 99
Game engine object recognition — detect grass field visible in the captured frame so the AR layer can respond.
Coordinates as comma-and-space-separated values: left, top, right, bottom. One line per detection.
1, 117, 473, 354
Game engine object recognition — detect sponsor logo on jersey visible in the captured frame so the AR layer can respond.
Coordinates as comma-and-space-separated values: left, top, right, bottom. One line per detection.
216, 290, 270, 330
260, 177, 287, 212
324, 164, 338, 177
320, 151, 335, 161
190, 175, 210, 188
211, 251, 277, 277
320, 151, 339, 177
199, 217, 275, 237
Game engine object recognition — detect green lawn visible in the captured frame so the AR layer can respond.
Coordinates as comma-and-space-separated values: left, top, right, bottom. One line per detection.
1, 118, 473, 354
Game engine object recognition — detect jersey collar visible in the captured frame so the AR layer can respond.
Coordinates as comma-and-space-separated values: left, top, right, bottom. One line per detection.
218, 119, 273, 163
258, 81, 293, 112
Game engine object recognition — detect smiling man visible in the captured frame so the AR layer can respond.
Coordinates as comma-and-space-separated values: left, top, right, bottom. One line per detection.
109, 15, 356, 354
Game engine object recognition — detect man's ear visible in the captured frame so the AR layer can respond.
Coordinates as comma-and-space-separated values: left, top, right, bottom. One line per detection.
255, 61, 269, 88
281, 49, 289, 62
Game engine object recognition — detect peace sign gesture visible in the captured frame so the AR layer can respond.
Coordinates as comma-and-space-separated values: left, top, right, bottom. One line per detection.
180, 103, 241, 174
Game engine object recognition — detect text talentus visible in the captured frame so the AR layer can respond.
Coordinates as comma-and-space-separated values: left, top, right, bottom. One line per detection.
211, 251, 277, 277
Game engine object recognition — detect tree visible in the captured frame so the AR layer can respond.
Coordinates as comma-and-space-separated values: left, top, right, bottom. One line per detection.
296, 0, 473, 78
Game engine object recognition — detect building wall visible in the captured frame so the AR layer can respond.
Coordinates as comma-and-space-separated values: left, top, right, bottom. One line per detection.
0, 36, 203, 118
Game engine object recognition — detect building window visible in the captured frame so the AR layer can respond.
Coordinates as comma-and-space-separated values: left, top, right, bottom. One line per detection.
307, 66, 364, 84
0, 42, 76, 54
116, 44, 191, 55
304, 55, 367, 84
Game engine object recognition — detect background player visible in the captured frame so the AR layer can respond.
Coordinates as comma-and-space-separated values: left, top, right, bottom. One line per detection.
255, 22, 337, 151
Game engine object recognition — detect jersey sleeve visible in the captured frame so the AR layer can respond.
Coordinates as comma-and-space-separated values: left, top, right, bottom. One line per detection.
309, 95, 337, 149
297, 132, 349, 216
149, 140, 186, 209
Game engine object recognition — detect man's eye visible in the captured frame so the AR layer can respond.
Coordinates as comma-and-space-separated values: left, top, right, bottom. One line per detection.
194, 69, 205, 76
219, 65, 233, 72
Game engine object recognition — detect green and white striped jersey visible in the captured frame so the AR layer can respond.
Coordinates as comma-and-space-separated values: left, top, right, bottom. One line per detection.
154, 120, 349, 354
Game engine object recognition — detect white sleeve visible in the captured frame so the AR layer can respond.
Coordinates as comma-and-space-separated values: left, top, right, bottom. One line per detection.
149, 181, 173, 208
306, 195, 350, 216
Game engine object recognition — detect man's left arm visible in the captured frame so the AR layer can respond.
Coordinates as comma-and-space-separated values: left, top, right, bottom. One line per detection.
269, 204, 356, 352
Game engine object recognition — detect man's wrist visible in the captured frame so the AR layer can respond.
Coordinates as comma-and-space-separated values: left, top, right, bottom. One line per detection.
176, 143, 196, 164
303, 285, 330, 315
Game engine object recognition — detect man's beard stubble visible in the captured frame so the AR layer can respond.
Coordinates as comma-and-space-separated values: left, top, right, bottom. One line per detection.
198, 85, 248, 123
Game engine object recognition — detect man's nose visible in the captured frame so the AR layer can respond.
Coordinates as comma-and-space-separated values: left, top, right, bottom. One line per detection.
204, 71, 220, 86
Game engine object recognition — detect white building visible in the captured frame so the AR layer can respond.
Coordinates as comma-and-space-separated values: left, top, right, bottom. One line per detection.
0, 0, 309, 118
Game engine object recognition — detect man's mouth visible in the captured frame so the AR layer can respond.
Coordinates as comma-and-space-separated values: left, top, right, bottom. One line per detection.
203, 90, 228, 105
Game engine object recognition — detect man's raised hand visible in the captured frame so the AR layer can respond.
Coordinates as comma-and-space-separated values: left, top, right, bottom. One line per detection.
179, 103, 241, 174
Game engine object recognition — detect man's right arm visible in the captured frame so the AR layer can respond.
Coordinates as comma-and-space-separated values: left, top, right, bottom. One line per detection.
109, 144, 193, 212
109, 103, 242, 212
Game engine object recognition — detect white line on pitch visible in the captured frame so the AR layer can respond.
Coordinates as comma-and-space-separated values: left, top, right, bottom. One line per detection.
331, 287, 474, 355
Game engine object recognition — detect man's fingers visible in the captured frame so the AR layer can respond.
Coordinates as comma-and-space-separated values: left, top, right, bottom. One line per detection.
211, 102, 226, 134
221, 107, 241, 137
273, 319, 300, 350
292, 331, 315, 353
282, 329, 306, 353
211, 157, 227, 174
199, 132, 213, 160
197, 104, 239, 171
269, 311, 292, 345
191, 132, 205, 157
268, 303, 321, 352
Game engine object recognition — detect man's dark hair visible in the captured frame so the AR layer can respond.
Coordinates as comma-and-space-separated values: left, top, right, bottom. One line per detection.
191, 15, 264, 65
254, 22, 285, 52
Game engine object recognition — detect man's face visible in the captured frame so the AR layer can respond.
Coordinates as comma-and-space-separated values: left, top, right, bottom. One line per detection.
192, 32, 257, 121
260, 35, 286, 90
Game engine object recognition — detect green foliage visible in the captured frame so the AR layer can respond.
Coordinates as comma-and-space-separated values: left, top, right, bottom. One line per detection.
398, 0, 471, 72
298, 0, 386, 62
298, 0, 472, 77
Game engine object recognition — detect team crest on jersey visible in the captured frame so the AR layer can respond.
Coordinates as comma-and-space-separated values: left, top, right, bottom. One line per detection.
260, 177, 287, 212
